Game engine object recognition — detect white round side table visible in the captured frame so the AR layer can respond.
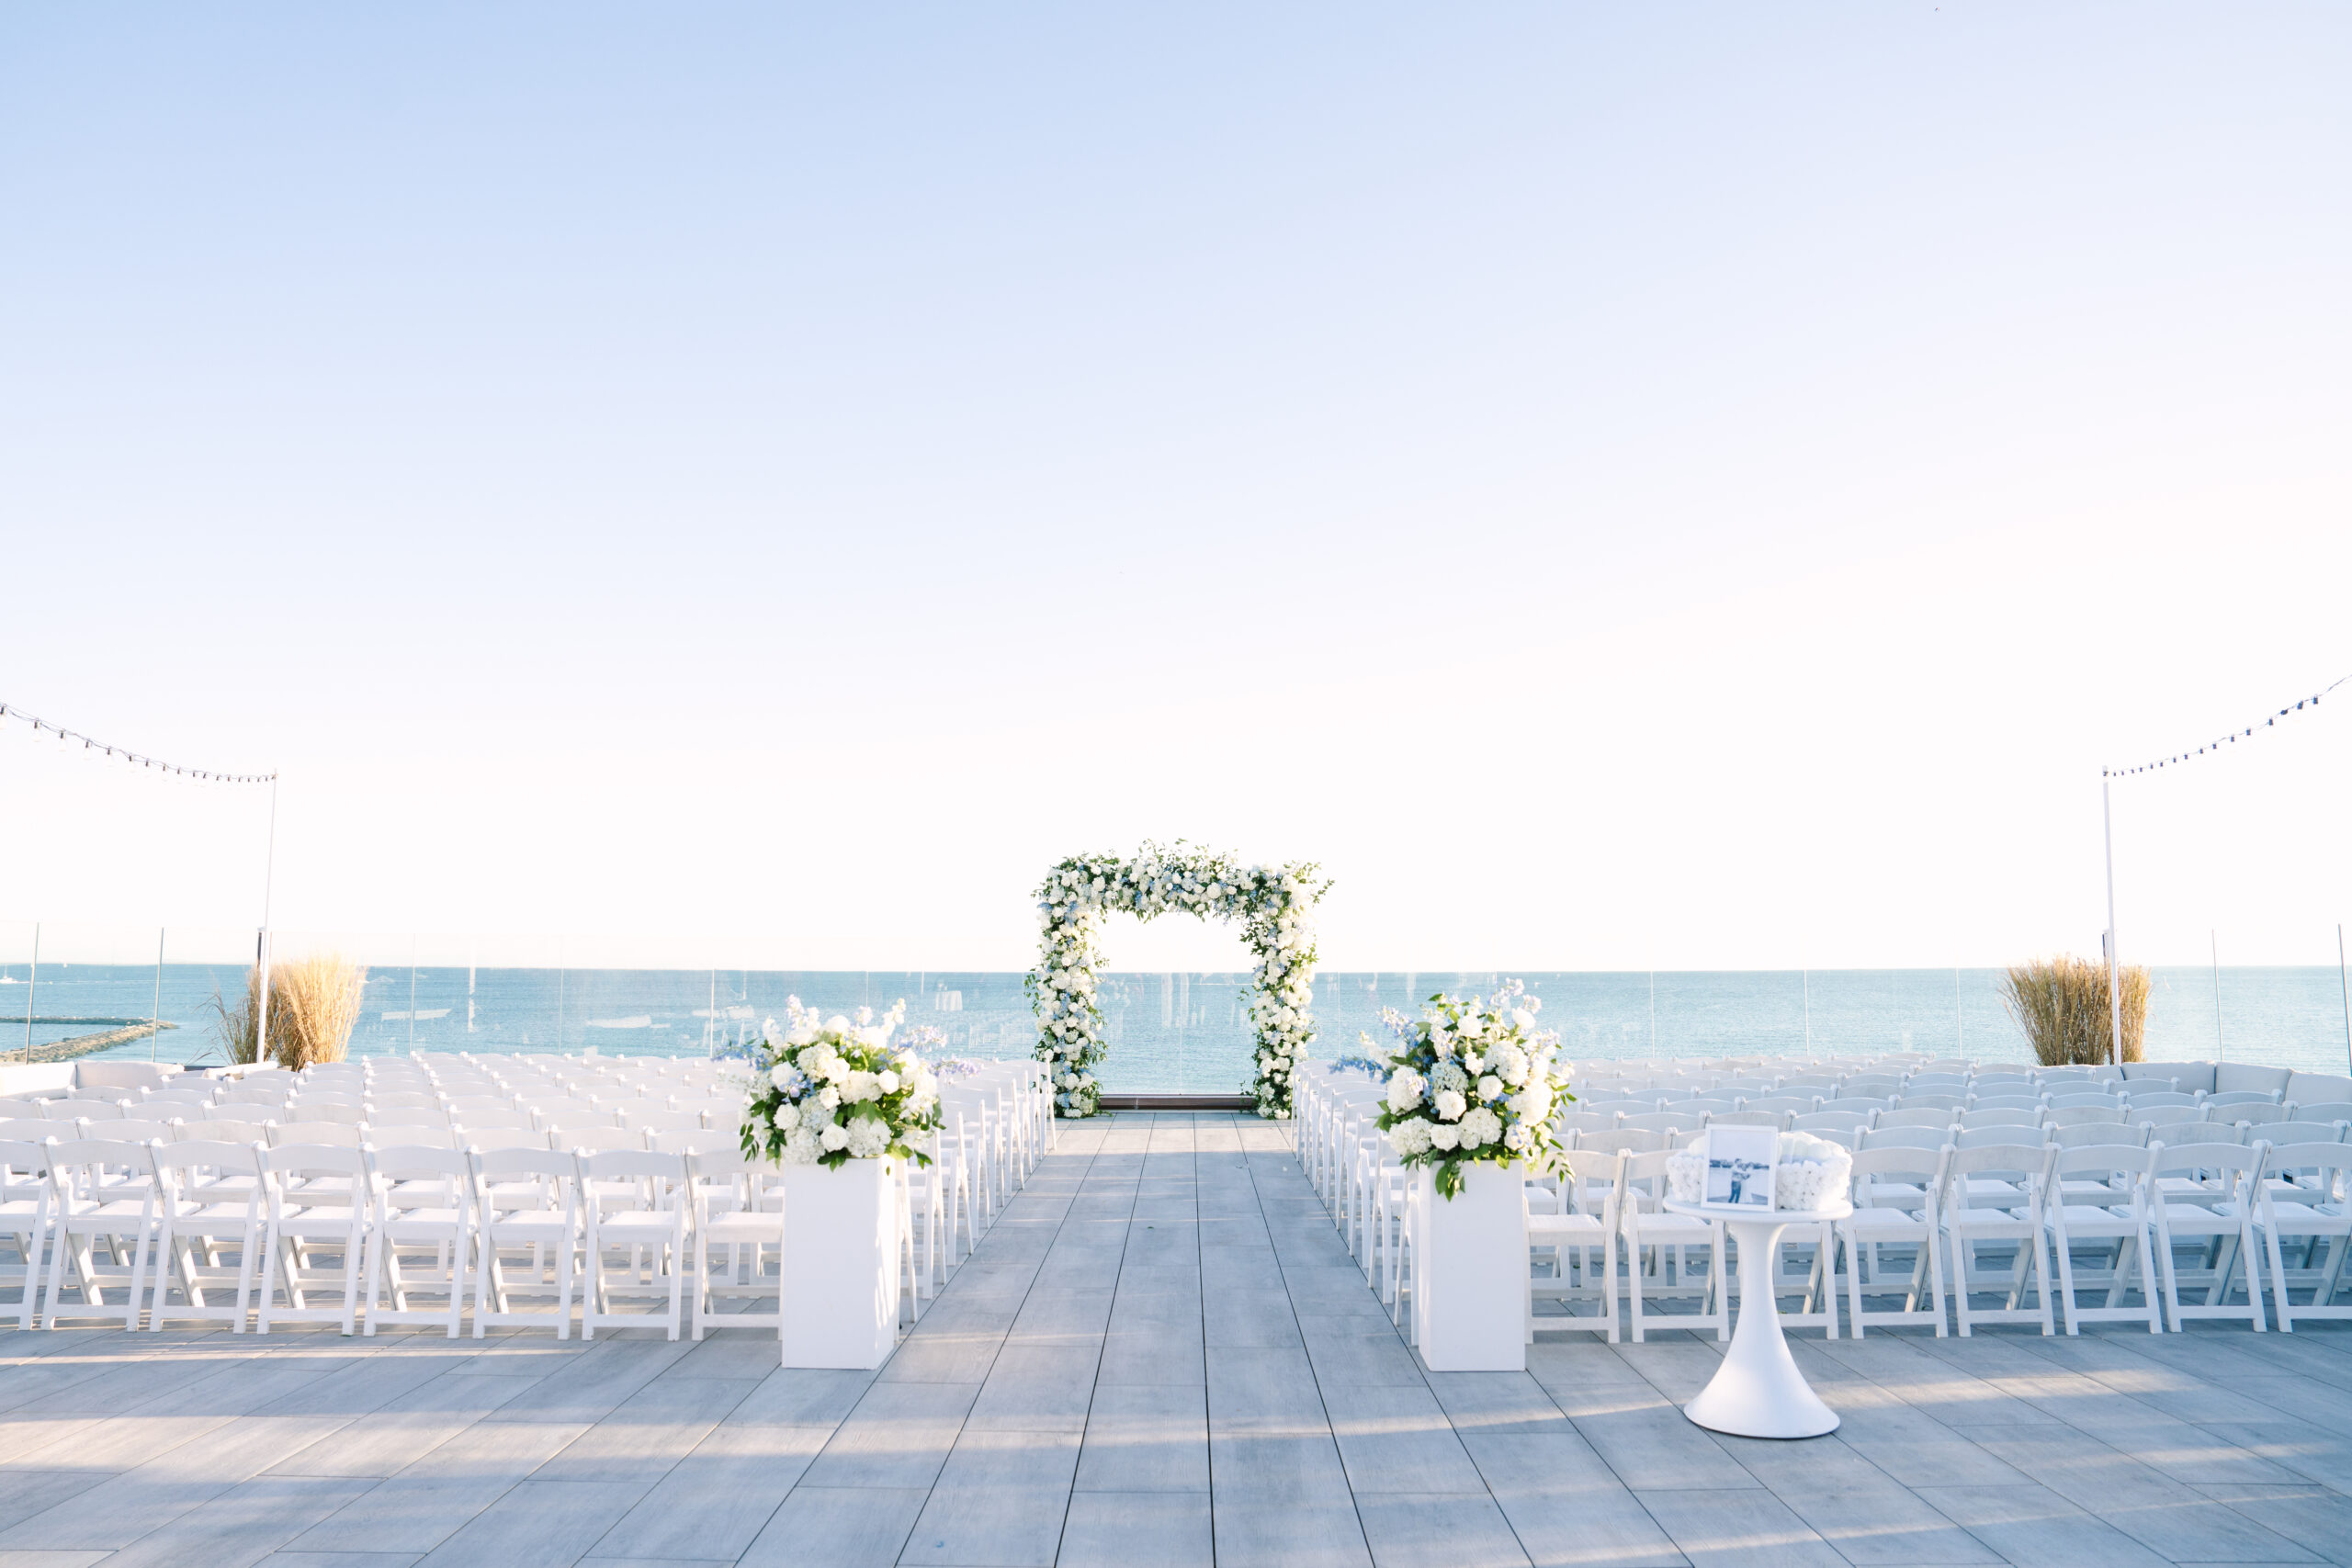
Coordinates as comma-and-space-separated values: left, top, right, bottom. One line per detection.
1661, 1197, 1854, 1439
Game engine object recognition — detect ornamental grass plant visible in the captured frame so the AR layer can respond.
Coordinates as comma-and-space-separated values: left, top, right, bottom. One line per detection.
1999, 954, 2149, 1066
209, 953, 368, 1069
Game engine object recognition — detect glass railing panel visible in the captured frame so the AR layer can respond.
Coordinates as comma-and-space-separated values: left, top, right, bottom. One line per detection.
11, 935, 2342, 1081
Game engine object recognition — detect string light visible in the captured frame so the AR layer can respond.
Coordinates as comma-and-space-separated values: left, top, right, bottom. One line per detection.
0, 701, 276, 784
2105, 673, 2351, 779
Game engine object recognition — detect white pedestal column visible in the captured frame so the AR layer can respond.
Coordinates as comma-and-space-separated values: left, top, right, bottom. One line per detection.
779, 1157, 900, 1370
1411, 1160, 1526, 1372
1680, 1210, 1842, 1438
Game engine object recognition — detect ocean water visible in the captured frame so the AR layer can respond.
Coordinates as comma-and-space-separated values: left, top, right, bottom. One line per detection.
5, 964, 2348, 1090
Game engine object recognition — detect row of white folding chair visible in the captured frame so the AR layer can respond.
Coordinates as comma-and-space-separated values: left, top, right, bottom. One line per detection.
1539, 1128, 2222, 1337
0, 1134, 736, 1339
1905, 1136, 2272, 1335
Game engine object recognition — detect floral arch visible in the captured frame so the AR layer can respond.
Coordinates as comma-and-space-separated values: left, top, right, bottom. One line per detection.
1029, 843, 1329, 1119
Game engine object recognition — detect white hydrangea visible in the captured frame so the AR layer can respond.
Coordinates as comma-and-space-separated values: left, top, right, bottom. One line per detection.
1389, 1119, 1433, 1156
1386, 1066, 1426, 1114
846, 1118, 889, 1157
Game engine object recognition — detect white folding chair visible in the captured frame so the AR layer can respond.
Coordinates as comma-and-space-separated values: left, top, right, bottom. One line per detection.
1619, 1149, 1726, 1341
1939, 1143, 2055, 1336
2043, 1145, 2162, 1334
1838, 1145, 1950, 1337
1527, 1148, 1620, 1342
2148, 1140, 2268, 1332
147, 1140, 266, 1332
577, 1149, 688, 1340
40, 1138, 159, 1329
255, 1144, 370, 1335
686, 1146, 783, 1341
362, 1145, 474, 1338
470, 1147, 579, 1337
2254, 1143, 2352, 1332
0, 1140, 53, 1329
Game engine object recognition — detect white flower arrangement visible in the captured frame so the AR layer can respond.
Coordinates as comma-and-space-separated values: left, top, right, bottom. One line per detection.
1029, 840, 1329, 1120
1363, 980, 1573, 1200
740, 997, 942, 1168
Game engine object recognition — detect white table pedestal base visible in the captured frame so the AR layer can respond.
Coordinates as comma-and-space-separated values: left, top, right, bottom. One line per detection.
1668, 1202, 1850, 1439
779, 1158, 900, 1370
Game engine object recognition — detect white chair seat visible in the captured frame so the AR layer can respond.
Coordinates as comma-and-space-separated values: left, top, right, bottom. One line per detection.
1528, 1213, 1607, 1240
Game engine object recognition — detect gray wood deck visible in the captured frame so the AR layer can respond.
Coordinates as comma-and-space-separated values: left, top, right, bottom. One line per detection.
0, 1112, 2347, 1567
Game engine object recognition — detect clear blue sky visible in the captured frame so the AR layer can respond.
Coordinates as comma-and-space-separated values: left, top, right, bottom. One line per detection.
4, 5, 2348, 971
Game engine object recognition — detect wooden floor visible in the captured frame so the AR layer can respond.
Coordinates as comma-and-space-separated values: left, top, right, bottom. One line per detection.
0, 1112, 2347, 1567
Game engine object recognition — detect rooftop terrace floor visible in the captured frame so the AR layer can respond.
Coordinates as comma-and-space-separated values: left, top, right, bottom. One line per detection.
0, 1112, 2347, 1567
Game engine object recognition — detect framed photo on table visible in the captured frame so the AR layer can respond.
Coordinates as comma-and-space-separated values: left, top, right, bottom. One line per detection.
1704, 1126, 1777, 1209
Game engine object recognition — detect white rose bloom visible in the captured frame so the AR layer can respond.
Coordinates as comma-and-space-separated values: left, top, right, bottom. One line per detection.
1430, 1123, 1462, 1151
1463, 1052, 1485, 1075
818, 1086, 841, 1111
1478, 1075, 1503, 1102
823, 1056, 853, 1085
769, 1064, 797, 1090
786, 1022, 818, 1046
1433, 1089, 1466, 1122
1510, 1008, 1537, 1032
1510, 1086, 1553, 1124
818, 1122, 851, 1151
826, 1016, 852, 1033
876, 1069, 900, 1095
771, 1105, 796, 1130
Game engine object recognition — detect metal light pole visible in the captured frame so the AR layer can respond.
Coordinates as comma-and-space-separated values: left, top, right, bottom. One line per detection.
2339, 924, 2350, 1075
255, 776, 278, 1066
2211, 931, 2223, 1060
2102, 776, 2123, 1067
18, 921, 35, 1066
152, 927, 164, 1062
